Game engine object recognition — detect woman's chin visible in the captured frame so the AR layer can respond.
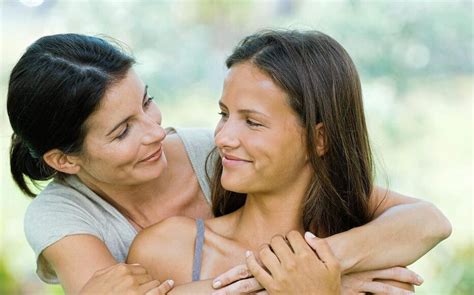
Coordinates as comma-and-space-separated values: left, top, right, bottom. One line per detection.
220, 177, 248, 193
138, 155, 168, 182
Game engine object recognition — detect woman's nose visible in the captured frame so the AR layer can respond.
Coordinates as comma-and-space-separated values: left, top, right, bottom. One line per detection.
142, 116, 166, 145
214, 121, 239, 149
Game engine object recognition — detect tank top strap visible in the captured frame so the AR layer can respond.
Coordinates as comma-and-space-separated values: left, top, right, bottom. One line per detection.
192, 218, 205, 281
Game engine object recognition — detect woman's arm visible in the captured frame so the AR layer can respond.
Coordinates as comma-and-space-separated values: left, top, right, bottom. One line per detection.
43, 235, 167, 295
320, 187, 452, 273
209, 188, 447, 294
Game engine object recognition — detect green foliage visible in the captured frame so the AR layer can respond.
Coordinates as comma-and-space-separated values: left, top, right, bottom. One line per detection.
451, 244, 474, 294
0, 257, 20, 295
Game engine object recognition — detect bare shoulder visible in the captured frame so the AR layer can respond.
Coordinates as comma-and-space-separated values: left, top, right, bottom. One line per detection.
163, 131, 195, 176
127, 216, 197, 283
163, 132, 186, 160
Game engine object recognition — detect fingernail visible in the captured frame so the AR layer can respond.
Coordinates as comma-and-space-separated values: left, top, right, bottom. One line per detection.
131, 263, 140, 265
167, 279, 174, 287
212, 280, 222, 288
305, 231, 316, 239
245, 250, 252, 257
416, 274, 424, 285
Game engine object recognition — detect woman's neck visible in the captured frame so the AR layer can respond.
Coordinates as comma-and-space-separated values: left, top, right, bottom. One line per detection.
76, 156, 189, 230
228, 175, 312, 251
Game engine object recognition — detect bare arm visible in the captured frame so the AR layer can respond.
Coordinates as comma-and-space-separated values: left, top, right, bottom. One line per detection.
209, 188, 445, 294
43, 235, 166, 295
43, 235, 117, 293
324, 187, 452, 273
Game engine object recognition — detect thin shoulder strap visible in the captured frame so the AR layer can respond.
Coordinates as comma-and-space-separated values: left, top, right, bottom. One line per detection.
192, 218, 205, 281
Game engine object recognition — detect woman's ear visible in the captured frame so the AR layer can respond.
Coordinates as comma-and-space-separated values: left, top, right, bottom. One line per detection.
315, 123, 327, 157
43, 149, 81, 175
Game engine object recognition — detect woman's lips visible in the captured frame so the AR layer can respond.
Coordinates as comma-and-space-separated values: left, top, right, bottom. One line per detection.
141, 146, 162, 162
222, 153, 251, 167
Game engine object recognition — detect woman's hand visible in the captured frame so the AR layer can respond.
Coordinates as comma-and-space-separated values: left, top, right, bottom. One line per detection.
245, 231, 341, 295
79, 263, 174, 295
210, 264, 266, 295
341, 267, 421, 295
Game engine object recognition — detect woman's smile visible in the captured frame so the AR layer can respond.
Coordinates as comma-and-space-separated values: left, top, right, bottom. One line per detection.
221, 152, 252, 167
139, 145, 163, 163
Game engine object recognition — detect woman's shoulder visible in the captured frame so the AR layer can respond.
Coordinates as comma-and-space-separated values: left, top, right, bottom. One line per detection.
163, 128, 216, 202
135, 216, 197, 243
24, 179, 111, 283
127, 216, 199, 282
25, 177, 135, 264
26, 179, 91, 223
163, 127, 214, 158
25, 177, 113, 226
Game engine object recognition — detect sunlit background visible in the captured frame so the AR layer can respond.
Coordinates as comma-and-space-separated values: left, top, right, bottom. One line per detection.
0, 0, 472, 294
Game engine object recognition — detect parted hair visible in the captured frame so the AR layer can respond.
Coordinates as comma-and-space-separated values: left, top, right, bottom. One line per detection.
7, 33, 135, 197
207, 30, 374, 237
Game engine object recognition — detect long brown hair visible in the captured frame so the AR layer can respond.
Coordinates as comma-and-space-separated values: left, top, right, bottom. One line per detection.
207, 30, 373, 237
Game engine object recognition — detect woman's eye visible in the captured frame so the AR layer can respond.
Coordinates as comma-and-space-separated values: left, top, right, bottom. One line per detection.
144, 96, 155, 108
218, 111, 228, 119
246, 119, 262, 127
116, 124, 129, 140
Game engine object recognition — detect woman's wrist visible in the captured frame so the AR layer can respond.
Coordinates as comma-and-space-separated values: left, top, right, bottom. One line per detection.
324, 225, 369, 274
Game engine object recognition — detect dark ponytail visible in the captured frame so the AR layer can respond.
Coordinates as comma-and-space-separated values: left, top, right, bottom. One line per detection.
7, 34, 135, 197
10, 134, 56, 197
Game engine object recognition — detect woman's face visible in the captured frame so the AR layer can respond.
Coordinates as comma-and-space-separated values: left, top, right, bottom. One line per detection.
75, 68, 168, 187
215, 62, 312, 195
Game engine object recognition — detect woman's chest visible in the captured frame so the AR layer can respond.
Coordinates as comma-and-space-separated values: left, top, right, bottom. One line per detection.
198, 235, 249, 281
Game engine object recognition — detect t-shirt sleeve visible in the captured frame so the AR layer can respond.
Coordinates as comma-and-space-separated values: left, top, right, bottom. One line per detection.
24, 192, 103, 283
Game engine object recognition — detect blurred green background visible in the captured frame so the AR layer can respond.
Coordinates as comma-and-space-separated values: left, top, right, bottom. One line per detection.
0, 0, 472, 294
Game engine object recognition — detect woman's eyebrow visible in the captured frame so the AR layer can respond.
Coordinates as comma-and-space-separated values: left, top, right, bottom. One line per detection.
219, 100, 269, 118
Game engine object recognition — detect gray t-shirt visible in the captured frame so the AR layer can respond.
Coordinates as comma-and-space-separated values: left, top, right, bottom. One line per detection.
24, 128, 215, 284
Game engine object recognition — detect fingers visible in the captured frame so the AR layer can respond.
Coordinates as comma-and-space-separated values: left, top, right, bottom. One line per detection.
269, 235, 293, 265
139, 279, 160, 294
286, 231, 311, 254
127, 263, 149, 274
304, 230, 318, 249
212, 264, 252, 289
303, 232, 339, 269
145, 280, 174, 295
360, 280, 415, 295
258, 244, 281, 276
245, 250, 273, 289
135, 273, 155, 285
92, 263, 119, 276
211, 277, 263, 295
367, 267, 424, 286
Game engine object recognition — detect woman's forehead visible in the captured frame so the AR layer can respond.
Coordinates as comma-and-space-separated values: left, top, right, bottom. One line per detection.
85, 69, 145, 133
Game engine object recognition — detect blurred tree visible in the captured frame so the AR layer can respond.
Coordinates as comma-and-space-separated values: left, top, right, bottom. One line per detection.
0, 256, 20, 294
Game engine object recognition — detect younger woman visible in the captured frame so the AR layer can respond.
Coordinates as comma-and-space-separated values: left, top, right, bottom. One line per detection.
128, 30, 451, 294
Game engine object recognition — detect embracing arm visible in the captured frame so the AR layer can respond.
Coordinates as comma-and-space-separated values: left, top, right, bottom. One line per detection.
42, 235, 116, 293
43, 235, 168, 295
324, 187, 452, 273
